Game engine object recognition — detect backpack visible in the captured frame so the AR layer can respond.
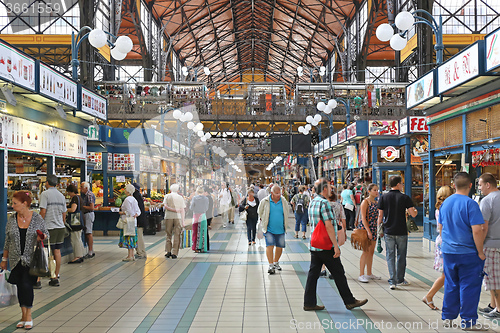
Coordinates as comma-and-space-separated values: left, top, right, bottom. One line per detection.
295, 194, 305, 214
354, 185, 363, 205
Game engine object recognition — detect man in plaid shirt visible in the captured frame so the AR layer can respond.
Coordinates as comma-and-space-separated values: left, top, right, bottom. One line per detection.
303, 178, 368, 311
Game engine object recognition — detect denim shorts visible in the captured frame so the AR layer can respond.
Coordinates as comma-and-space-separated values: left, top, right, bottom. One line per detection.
264, 232, 285, 248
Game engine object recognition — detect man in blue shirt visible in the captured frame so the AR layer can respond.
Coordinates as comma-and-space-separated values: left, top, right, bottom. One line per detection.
439, 172, 486, 330
257, 185, 289, 274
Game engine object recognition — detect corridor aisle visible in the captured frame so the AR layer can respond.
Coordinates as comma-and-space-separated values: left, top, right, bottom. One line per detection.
0, 214, 498, 333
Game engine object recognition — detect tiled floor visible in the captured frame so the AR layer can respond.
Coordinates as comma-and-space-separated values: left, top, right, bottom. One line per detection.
0, 213, 499, 333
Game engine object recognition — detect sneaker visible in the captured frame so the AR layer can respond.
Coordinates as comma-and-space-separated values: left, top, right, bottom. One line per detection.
33, 281, 42, 289
443, 319, 452, 328
319, 270, 327, 277
223, 224, 227, 228
398, 280, 410, 286
478, 304, 495, 314
268, 266, 275, 275
84, 253, 95, 259
367, 274, 381, 280
274, 263, 282, 271
483, 309, 500, 318
48, 278, 60, 287
165, 252, 172, 258
389, 284, 396, 290
346, 299, 368, 310
358, 275, 369, 283
171, 255, 177, 259
303, 305, 325, 311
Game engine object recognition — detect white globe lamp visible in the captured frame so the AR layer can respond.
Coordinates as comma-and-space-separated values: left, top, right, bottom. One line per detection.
314, 114, 322, 122
395, 11, 415, 31
305, 124, 312, 131
110, 47, 127, 61
184, 111, 193, 121
298, 126, 304, 133
197, 131, 204, 137
317, 102, 326, 111
327, 99, 337, 109
195, 123, 204, 132
376, 23, 394, 42
187, 121, 195, 130
203, 67, 211, 76
306, 115, 314, 123
115, 36, 134, 54
324, 105, 332, 114
390, 34, 407, 51
88, 29, 107, 48
172, 109, 182, 120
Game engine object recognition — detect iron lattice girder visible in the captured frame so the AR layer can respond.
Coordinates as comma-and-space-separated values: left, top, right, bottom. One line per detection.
147, 0, 356, 84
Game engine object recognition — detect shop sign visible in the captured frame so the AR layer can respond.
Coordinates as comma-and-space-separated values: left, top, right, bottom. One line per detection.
81, 87, 107, 120
323, 137, 330, 150
88, 125, 99, 141
411, 134, 428, 164
358, 139, 369, 167
369, 120, 399, 136
400, 117, 408, 135
39, 63, 77, 108
180, 144, 186, 156
381, 146, 400, 162
5, 116, 53, 155
406, 70, 434, 109
347, 145, 358, 169
346, 122, 357, 140
172, 140, 180, 153
409, 116, 429, 133
87, 152, 102, 170
116, 176, 126, 183
338, 129, 346, 143
314, 144, 319, 155
154, 131, 163, 146
113, 153, 135, 171
0, 99, 6, 112
319, 141, 324, 152
486, 28, 500, 72
330, 133, 337, 147
53, 129, 87, 160
472, 149, 500, 167
0, 40, 35, 91
438, 43, 479, 94
164, 136, 172, 150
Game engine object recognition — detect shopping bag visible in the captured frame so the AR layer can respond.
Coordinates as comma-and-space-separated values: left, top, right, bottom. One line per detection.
29, 240, 50, 277
181, 229, 192, 249
47, 240, 57, 279
377, 237, 383, 253
256, 221, 264, 240
0, 271, 17, 307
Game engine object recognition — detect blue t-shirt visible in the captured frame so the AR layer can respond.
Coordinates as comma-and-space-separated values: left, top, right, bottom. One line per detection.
439, 193, 485, 255
341, 190, 354, 206
268, 198, 285, 235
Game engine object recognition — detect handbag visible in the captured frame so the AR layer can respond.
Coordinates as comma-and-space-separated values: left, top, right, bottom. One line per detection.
337, 228, 346, 247
180, 229, 192, 249
344, 203, 355, 211
123, 216, 136, 236
29, 240, 50, 277
116, 215, 126, 229
350, 202, 370, 251
68, 196, 83, 231
311, 219, 333, 250
239, 210, 248, 221
256, 221, 264, 240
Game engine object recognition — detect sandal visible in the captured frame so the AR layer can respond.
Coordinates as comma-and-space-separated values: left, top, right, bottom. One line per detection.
302, 235, 307, 239
24, 320, 33, 330
422, 296, 439, 310
16, 321, 25, 328
294, 234, 298, 238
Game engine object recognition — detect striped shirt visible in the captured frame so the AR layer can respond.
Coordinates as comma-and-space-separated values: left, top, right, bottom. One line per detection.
39, 187, 66, 229
308, 194, 336, 251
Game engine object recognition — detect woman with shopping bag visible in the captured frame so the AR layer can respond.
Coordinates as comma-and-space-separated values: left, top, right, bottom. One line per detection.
118, 184, 141, 261
1, 191, 49, 330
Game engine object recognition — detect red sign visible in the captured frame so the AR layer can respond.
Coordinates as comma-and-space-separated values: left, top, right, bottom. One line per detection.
347, 123, 357, 140
338, 129, 346, 143
409, 117, 429, 133
381, 146, 400, 162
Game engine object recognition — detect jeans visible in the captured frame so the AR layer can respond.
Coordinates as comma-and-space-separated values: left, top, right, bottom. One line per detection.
344, 207, 355, 229
246, 217, 258, 242
295, 212, 308, 232
442, 253, 485, 326
304, 249, 356, 307
385, 234, 408, 285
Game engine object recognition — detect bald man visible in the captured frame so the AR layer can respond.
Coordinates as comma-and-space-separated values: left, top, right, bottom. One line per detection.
258, 185, 290, 274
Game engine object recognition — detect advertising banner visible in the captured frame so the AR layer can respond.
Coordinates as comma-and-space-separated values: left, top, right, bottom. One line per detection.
39, 62, 77, 108
0, 40, 35, 91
